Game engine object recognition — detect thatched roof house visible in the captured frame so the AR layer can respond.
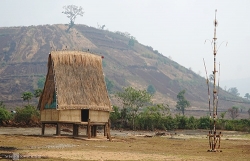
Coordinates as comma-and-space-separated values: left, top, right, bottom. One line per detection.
38, 51, 112, 139
38, 50, 111, 111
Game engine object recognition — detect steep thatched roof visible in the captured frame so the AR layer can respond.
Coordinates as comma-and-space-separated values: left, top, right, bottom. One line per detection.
38, 51, 111, 111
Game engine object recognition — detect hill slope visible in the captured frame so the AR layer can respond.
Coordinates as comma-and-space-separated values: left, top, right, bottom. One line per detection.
0, 24, 249, 114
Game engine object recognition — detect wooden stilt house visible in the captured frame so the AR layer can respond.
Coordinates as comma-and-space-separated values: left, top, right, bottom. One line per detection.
38, 51, 112, 139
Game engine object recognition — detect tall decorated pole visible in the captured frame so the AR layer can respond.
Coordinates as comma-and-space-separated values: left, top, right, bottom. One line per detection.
213, 9, 218, 135
205, 9, 223, 152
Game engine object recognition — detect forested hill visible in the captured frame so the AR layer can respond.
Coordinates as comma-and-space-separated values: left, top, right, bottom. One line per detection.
0, 24, 248, 113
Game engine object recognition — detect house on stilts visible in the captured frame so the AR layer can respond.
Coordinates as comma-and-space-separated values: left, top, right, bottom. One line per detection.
38, 50, 112, 140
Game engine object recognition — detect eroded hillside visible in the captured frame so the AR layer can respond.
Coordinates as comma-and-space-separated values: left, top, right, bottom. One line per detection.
0, 24, 248, 113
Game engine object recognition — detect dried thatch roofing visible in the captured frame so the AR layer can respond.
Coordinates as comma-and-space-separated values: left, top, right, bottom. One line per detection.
38, 51, 111, 111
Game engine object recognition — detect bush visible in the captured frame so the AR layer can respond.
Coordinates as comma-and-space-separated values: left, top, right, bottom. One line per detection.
225, 121, 235, 131
0, 107, 12, 123
175, 115, 188, 129
110, 106, 122, 128
14, 105, 40, 124
163, 115, 177, 130
186, 116, 198, 129
198, 116, 210, 129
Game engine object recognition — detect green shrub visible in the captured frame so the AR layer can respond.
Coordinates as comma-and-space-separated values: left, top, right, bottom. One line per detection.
0, 107, 12, 122
198, 116, 210, 129
225, 121, 235, 131
175, 115, 188, 129
186, 116, 198, 129
163, 115, 177, 130
14, 105, 40, 124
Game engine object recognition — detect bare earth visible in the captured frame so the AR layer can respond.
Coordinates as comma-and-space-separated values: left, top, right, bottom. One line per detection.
0, 127, 250, 161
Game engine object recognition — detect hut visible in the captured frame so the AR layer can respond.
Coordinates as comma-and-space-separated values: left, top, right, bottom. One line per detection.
38, 51, 112, 140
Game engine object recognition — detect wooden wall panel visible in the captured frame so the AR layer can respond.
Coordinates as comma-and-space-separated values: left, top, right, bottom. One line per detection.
58, 110, 81, 122
89, 110, 109, 122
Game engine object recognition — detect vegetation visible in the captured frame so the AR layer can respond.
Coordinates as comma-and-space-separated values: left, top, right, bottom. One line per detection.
14, 105, 40, 124
228, 87, 240, 96
0, 101, 12, 123
175, 90, 190, 115
109, 87, 250, 132
0, 91, 40, 125
34, 89, 43, 98
0, 85, 249, 132
110, 105, 250, 132
62, 5, 84, 32
105, 77, 114, 94
228, 106, 239, 120
116, 87, 152, 130
244, 93, 250, 100
147, 84, 156, 95
21, 92, 34, 105
128, 37, 136, 47
37, 77, 45, 89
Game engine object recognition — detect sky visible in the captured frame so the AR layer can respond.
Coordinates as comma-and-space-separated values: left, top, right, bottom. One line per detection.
1, 0, 250, 94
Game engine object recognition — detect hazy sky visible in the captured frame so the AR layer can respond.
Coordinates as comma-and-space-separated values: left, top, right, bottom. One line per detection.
1, 0, 250, 82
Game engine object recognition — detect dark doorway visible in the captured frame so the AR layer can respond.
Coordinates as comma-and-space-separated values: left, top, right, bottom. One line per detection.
81, 109, 89, 122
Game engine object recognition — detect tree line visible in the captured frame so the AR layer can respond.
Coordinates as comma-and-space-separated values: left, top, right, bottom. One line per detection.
110, 87, 250, 132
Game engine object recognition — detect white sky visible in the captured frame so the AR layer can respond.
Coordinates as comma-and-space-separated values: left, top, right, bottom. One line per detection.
1, 0, 250, 82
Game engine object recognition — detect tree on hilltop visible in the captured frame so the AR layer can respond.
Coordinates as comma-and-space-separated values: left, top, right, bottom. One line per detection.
62, 5, 84, 32
244, 93, 250, 100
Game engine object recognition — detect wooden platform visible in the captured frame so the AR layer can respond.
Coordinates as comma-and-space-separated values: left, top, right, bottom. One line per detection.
41, 119, 112, 141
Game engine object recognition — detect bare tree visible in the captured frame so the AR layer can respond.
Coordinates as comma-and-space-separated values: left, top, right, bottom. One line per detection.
228, 106, 239, 120
62, 5, 84, 32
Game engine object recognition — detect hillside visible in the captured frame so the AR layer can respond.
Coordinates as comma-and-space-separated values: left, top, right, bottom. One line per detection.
0, 24, 249, 115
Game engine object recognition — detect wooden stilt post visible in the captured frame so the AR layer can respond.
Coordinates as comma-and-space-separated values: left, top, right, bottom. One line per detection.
76, 124, 79, 136
107, 119, 112, 141
73, 124, 76, 136
93, 126, 97, 137
91, 125, 97, 137
56, 123, 61, 136
87, 119, 91, 139
41, 123, 45, 135
73, 124, 79, 137
104, 124, 107, 136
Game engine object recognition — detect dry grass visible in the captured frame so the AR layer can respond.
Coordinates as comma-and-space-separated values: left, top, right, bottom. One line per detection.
0, 131, 250, 161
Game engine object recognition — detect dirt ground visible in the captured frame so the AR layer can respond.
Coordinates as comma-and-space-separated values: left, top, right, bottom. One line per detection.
0, 127, 250, 161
